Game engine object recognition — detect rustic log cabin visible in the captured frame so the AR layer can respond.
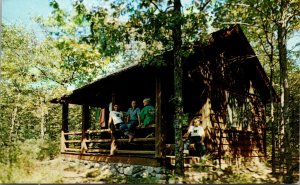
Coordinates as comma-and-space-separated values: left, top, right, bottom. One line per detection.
51, 25, 276, 168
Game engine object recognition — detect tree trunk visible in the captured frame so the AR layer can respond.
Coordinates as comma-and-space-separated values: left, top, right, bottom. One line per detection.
277, 0, 291, 181
270, 62, 276, 175
9, 93, 20, 142
40, 103, 45, 140
173, 0, 184, 176
9, 107, 18, 143
267, 48, 276, 175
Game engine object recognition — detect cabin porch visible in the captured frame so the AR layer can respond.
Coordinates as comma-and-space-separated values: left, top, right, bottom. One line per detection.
59, 124, 205, 168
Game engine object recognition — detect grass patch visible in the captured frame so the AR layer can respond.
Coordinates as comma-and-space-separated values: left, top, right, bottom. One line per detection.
64, 165, 77, 172
86, 169, 101, 178
103, 175, 159, 184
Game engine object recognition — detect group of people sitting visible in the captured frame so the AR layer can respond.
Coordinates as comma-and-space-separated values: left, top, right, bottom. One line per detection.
109, 98, 155, 155
108, 97, 206, 158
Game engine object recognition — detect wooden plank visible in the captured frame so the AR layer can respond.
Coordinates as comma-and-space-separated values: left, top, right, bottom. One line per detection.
87, 149, 155, 155
65, 140, 81, 143
86, 129, 110, 133
64, 131, 82, 135
65, 148, 81, 152
87, 138, 110, 143
211, 155, 266, 159
60, 153, 162, 167
209, 128, 263, 135
117, 150, 155, 155
86, 137, 155, 143
85, 126, 155, 134
87, 149, 110, 153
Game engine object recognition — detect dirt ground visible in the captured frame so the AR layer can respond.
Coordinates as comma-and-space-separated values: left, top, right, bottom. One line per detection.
18, 157, 288, 184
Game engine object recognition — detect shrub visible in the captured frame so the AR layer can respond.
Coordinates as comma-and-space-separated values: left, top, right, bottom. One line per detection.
37, 139, 60, 160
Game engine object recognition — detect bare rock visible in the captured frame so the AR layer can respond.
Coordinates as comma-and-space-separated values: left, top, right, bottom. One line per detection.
142, 171, 149, 178
132, 165, 144, 174
147, 166, 154, 174
124, 166, 133, 176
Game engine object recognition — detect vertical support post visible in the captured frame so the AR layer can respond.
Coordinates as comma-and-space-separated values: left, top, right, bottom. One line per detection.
155, 73, 165, 158
110, 91, 117, 151
81, 104, 90, 154
112, 91, 116, 107
61, 103, 69, 152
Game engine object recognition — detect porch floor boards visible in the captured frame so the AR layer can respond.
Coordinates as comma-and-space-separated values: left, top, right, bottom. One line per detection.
61, 152, 163, 167
61, 152, 204, 167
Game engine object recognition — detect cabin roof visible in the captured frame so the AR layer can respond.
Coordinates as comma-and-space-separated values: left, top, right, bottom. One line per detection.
51, 25, 277, 105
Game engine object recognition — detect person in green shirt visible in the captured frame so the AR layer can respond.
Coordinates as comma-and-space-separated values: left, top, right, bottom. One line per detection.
139, 98, 156, 127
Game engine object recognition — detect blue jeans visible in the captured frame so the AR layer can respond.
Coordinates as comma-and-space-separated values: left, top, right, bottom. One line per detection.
118, 122, 128, 132
110, 122, 129, 136
127, 120, 139, 134
184, 136, 206, 156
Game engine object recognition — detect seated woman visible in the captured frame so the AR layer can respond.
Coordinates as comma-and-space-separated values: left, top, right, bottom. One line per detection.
139, 98, 155, 128
183, 115, 206, 158
109, 104, 128, 155
126, 100, 141, 142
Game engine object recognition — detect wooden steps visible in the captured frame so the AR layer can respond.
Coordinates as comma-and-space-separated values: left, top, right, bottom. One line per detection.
166, 155, 203, 168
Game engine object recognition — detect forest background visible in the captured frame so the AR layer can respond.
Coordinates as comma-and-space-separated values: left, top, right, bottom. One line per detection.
1, 0, 299, 183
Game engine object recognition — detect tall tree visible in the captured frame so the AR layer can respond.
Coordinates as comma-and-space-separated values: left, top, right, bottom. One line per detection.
172, 0, 184, 176
276, 0, 299, 182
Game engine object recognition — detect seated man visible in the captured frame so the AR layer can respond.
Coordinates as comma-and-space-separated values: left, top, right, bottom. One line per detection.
108, 104, 128, 155
126, 100, 141, 142
139, 98, 155, 128
183, 115, 206, 157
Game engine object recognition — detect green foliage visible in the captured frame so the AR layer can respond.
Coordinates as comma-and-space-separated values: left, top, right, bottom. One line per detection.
124, 176, 159, 184
85, 169, 101, 178
0, 24, 65, 183
36, 1, 111, 88
212, 0, 299, 72
106, 175, 159, 184
192, 154, 213, 172
0, 139, 60, 183
182, 113, 189, 126
37, 140, 60, 160
44, 0, 214, 68
106, 0, 212, 66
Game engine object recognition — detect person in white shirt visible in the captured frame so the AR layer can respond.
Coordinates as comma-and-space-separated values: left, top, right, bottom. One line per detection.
109, 104, 128, 155
183, 116, 206, 157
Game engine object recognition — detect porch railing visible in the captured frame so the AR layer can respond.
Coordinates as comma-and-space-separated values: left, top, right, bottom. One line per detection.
61, 125, 156, 156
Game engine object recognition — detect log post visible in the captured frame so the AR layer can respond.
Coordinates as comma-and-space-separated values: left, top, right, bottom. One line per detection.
155, 73, 165, 158
81, 104, 90, 154
112, 91, 116, 107
110, 91, 117, 154
61, 103, 69, 152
